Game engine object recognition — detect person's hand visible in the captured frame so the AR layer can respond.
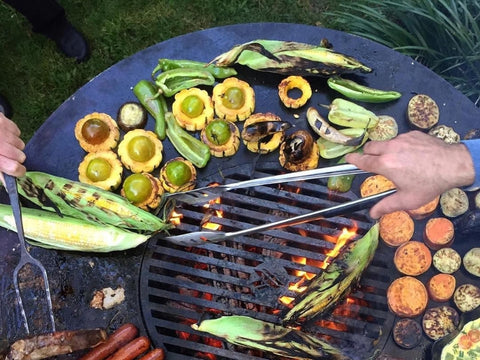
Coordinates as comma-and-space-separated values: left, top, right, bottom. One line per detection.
0, 113, 26, 183
346, 130, 475, 219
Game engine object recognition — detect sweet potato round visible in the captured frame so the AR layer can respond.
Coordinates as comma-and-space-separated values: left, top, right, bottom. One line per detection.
387, 276, 428, 318
360, 175, 396, 197
379, 211, 414, 247
424, 217, 455, 250
427, 273, 456, 302
394, 241, 432, 276
407, 196, 440, 220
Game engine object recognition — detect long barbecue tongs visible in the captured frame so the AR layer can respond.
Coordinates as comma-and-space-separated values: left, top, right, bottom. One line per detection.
164, 163, 367, 205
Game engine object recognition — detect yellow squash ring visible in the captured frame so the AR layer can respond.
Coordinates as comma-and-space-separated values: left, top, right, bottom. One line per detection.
278, 75, 312, 109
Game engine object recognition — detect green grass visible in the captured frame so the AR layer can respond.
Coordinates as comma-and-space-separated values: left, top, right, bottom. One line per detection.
0, 0, 341, 142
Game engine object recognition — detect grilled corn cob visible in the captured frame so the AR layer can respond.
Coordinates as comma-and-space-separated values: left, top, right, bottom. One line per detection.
283, 223, 379, 325
16, 171, 171, 233
210, 39, 372, 76
192, 315, 350, 360
0, 204, 150, 252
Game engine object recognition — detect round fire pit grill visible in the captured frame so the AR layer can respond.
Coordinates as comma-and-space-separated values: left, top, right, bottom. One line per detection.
0, 23, 479, 360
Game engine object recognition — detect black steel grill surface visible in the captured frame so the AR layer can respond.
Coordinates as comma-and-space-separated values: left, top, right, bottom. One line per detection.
139, 164, 395, 360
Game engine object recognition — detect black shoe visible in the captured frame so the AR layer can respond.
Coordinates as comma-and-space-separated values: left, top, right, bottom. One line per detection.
44, 17, 90, 62
0, 94, 13, 118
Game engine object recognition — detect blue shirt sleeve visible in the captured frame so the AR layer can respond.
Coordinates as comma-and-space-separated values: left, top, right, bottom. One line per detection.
461, 139, 480, 191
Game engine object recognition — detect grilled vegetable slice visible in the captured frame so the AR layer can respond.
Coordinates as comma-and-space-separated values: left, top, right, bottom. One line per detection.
463, 248, 480, 277
393, 241, 432, 276
5, 329, 107, 360
159, 157, 196, 193
279, 130, 319, 171
78, 150, 123, 191
0, 204, 150, 252
121, 173, 164, 211
368, 115, 398, 141
440, 188, 469, 218
428, 124, 460, 144
326, 98, 379, 129
432, 248, 462, 274
427, 274, 456, 302
278, 75, 312, 108
172, 87, 214, 131
379, 210, 414, 247
242, 112, 287, 154
16, 171, 170, 233
191, 315, 349, 360
387, 276, 428, 318
407, 94, 439, 130
117, 129, 163, 173
454, 284, 480, 313
117, 102, 147, 132
212, 77, 255, 122
423, 217, 455, 250
200, 119, 241, 157
392, 318, 422, 349
210, 39, 372, 76
422, 306, 459, 341
282, 223, 379, 325
75, 112, 120, 153
316, 128, 368, 159
407, 195, 439, 220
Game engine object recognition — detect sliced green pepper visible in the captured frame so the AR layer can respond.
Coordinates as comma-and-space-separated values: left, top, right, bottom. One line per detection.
154, 68, 215, 97
327, 149, 362, 192
165, 112, 210, 168
153, 58, 237, 79
317, 127, 368, 159
327, 76, 402, 103
133, 80, 167, 140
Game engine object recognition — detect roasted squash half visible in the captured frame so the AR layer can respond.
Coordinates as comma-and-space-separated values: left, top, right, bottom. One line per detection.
74, 112, 120, 152
278, 75, 312, 109
78, 150, 123, 191
212, 77, 255, 122
200, 119, 241, 157
242, 112, 286, 154
121, 172, 163, 211
117, 129, 163, 173
172, 87, 215, 131
160, 157, 197, 193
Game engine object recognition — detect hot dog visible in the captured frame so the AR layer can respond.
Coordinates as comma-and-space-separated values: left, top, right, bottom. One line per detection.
138, 348, 165, 360
79, 323, 139, 360
107, 336, 151, 360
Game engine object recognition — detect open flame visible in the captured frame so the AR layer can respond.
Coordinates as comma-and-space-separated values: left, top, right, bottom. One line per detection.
169, 210, 183, 226
201, 198, 223, 231
279, 225, 357, 306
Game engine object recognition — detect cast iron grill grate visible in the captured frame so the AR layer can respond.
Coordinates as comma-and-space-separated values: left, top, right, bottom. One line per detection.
139, 164, 395, 360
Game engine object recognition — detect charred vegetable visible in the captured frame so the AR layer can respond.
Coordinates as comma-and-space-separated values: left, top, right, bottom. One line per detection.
116, 102, 147, 132
278, 75, 312, 109
453, 209, 480, 235
242, 112, 288, 154
192, 315, 349, 360
428, 124, 460, 144
407, 94, 439, 130
283, 223, 379, 325
325, 98, 378, 129
307, 106, 366, 146
368, 115, 398, 141
212, 77, 255, 122
172, 87, 214, 131
121, 173, 163, 211
210, 39, 372, 76
153, 67, 215, 97
440, 188, 469, 218
153, 58, 237, 79
118, 129, 163, 173
160, 157, 197, 193
4, 328, 107, 360
279, 130, 319, 171
78, 150, 123, 191
165, 112, 211, 168
200, 119, 241, 157
74, 112, 120, 153
317, 128, 368, 159
327, 76, 401, 103
16, 171, 170, 232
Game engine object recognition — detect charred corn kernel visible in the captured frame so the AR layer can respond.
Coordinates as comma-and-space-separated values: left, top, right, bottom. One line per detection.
326, 98, 379, 129
16, 171, 171, 233
327, 76, 401, 103
283, 223, 379, 325
192, 315, 348, 360
210, 39, 372, 76
0, 204, 149, 252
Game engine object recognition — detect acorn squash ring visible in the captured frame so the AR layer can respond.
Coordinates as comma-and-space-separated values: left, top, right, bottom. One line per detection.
212, 77, 255, 122
78, 150, 123, 191
117, 129, 163, 173
74, 112, 120, 152
278, 75, 312, 109
172, 88, 215, 131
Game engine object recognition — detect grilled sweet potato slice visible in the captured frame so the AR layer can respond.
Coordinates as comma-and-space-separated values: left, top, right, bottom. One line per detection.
379, 210, 414, 247
394, 241, 432, 276
387, 276, 428, 318
427, 273, 456, 302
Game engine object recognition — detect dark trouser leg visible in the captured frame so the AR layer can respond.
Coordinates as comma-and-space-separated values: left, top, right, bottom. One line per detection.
3, 0, 65, 34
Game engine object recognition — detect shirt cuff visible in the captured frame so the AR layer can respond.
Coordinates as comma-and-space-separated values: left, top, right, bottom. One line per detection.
461, 139, 480, 191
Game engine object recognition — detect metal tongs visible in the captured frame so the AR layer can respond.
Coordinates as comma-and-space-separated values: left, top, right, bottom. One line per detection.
4, 174, 55, 334
164, 163, 367, 205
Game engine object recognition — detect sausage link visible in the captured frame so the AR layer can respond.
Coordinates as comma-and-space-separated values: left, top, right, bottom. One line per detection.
107, 336, 151, 360
138, 348, 165, 360
79, 323, 139, 360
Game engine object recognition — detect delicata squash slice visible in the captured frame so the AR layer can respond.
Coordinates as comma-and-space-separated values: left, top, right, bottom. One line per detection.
212, 77, 255, 122
117, 129, 163, 173
242, 112, 287, 154
78, 150, 123, 191
74, 112, 120, 152
200, 119, 241, 157
172, 87, 214, 131
160, 157, 197, 193
121, 172, 163, 211
278, 75, 312, 109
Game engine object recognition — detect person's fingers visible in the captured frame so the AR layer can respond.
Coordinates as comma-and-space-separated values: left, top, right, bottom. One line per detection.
368, 193, 403, 219
0, 113, 21, 137
0, 156, 27, 178
345, 152, 382, 173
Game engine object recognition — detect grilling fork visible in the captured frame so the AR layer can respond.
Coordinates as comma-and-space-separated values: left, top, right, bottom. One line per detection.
4, 174, 55, 334
162, 188, 396, 246
163, 163, 366, 205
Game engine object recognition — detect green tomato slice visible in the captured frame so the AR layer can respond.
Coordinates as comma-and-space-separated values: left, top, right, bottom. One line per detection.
205, 120, 231, 145
123, 173, 152, 204
166, 160, 192, 186
86, 158, 112, 181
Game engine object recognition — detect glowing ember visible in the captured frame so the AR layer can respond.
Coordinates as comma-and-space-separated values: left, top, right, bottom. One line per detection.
169, 210, 183, 226
201, 198, 223, 231
321, 226, 357, 269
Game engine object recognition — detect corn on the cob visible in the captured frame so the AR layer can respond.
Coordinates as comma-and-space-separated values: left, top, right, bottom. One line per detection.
192, 315, 350, 360
283, 223, 379, 325
0, 204, 150, 252
16, 171, 171, 233
210, 39, 372, 76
